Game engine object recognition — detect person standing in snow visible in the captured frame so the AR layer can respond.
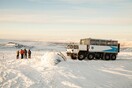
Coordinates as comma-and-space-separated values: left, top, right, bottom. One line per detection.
20, 49, 24, 59
28, 49, 31, 59
16, 50, 19, 59
24, 48, 27, 59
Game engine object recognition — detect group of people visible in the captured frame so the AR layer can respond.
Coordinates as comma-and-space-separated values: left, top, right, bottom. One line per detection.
16, 49, 31, 59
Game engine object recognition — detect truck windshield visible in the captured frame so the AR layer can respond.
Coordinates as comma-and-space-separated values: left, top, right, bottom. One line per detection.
67, 45, 78, 49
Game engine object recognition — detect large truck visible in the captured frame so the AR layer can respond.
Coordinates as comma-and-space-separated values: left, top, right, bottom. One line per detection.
66, 38, 120, 60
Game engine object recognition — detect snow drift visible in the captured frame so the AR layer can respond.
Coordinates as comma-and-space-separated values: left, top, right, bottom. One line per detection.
41, 51, 65, 66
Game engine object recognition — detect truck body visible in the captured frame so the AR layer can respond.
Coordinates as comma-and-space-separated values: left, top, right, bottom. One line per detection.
66, 38, 120, 60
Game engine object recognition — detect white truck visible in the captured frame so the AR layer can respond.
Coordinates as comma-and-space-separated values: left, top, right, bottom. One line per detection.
66, 38, 120, 60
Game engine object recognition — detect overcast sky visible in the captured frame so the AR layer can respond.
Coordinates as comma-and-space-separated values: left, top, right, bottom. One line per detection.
0, 0, 132, 42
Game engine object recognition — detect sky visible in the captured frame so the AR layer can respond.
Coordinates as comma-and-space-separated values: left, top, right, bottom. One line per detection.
0, 0, 132, 42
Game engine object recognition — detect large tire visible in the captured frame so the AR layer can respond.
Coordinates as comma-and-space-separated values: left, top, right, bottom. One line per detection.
87, 53, 94, 60
111, 54, 116, 60
105, 54, 110, 60
67, 53, 71, 56
78, 53, 85, 60
100, 53, 104, 60
95, 53, 100, 60
71, 54, 77, 60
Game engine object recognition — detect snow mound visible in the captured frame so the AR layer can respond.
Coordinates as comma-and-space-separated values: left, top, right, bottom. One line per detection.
41, 51, 65, 66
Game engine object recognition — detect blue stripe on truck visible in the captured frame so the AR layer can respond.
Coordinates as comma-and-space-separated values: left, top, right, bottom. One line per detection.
104, 46, 118, 52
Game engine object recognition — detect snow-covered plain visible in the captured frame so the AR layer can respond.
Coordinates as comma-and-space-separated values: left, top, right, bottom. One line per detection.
0, 40, 132, 88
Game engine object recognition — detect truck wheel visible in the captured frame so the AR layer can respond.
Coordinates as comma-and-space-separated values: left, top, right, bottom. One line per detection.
105, 54, 110, 60
67, 53, 70, 56
111, 54, 116, 60
71, 54, 77, 60
78, 54, 85, 60
95, 53, 100, 60
87, 53, 94, 60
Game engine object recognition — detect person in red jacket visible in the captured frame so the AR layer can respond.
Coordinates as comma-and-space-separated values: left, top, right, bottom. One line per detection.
20, 49, 24, 59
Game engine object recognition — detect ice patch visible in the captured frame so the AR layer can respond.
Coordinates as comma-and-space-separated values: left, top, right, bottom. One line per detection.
41, 51, 65, 66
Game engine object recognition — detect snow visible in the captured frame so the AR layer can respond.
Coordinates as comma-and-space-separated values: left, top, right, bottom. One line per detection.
0, 40, 132, 88
41, 51, 65, 66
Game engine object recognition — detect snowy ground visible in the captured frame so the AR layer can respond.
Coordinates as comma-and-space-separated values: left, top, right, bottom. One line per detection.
0, 40, 132, 88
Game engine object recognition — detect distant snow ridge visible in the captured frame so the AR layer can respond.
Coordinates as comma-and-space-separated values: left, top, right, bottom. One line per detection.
41, 51, 65, 66
120, 41, 132, 47
120, 47, 132, 52
2, 42, 34, 49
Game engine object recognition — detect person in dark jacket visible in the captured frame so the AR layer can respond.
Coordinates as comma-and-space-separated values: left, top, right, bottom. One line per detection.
28, 49, 31, 58
16, 50, 19, 59
24, 48, 27, 59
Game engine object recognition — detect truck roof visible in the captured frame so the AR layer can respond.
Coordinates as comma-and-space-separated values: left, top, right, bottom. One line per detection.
80, 38, 119, 45
80, 38, 118, 42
